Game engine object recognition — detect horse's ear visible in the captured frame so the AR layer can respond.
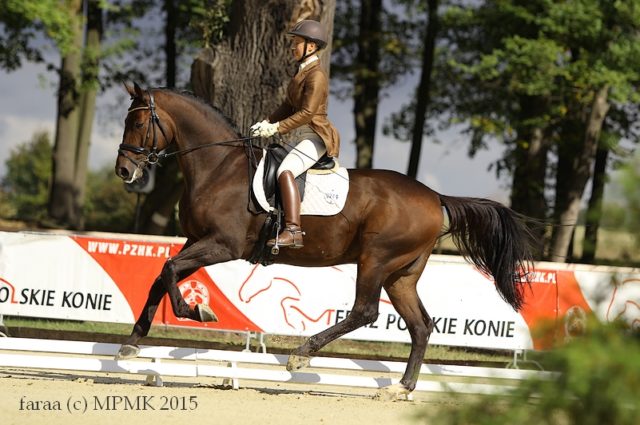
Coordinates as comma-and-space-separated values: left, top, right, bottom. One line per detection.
122, 81, 136, 99
123, 81, 146, 100
133, 81, 145, 99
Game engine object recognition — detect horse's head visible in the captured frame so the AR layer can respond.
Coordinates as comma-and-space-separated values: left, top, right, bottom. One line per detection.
115, 82, 175, 183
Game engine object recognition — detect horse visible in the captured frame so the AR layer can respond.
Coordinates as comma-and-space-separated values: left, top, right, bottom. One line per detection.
114, 82, 535, 400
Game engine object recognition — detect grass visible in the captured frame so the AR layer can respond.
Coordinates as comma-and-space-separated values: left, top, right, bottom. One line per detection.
2, 316, 512, 365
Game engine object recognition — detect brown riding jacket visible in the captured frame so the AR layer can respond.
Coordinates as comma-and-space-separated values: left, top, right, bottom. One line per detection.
268, 60, 340, 158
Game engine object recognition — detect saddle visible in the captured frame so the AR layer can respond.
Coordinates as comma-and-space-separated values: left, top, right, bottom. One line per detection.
248, 144, 347, 266
261, 144, 336, 206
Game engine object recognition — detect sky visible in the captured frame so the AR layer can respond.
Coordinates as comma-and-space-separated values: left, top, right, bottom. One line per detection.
0, 58, 513, 204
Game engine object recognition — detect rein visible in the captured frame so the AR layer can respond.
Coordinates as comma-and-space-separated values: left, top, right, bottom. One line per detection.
158, 136, 258, 161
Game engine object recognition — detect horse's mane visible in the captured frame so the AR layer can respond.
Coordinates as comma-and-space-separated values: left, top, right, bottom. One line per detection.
154, 87, 241, 136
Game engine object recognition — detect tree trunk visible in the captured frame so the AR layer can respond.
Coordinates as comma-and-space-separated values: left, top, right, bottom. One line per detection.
510, 126, 549, 257
353, 0, 382, 169
164, 0, 176, 88
549, 86, 610, 262
581, 145, 609, 263
191, 0, 336, 136
509, 96, 551, 258
407, 0, 439, 179
74, 0, 103, 230
48, 0, 84, 227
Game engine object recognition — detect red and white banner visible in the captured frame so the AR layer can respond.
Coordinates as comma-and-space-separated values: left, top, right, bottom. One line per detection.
0, 231, 638, 351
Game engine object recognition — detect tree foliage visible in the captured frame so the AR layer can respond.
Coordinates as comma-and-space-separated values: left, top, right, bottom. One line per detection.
617, 150, 640, 244
388, 0, 640, 261
0, 132, 52, 222
0, 133, 137, 232
84, 165, 138, 233
0, 0, 75, 69
422, 321, 640, 425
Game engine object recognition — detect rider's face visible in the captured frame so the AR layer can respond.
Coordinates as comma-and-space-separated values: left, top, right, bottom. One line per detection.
290, 35, 316, 61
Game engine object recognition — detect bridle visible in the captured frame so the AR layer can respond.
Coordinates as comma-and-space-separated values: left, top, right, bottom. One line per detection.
118, 90, 258, 168
118, 91, 168, 168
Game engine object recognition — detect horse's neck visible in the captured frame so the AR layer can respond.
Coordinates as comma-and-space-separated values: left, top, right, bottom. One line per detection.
165, 97, 242, 182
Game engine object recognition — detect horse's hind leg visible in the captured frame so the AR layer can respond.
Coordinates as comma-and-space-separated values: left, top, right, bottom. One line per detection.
375, 257, 434, 400
287, 258, 387, 371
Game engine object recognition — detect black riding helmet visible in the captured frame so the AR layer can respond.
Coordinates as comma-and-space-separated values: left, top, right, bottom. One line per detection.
288, 20, 327, 62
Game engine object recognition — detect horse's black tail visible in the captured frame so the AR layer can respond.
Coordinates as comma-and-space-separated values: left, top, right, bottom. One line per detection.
439, 195, 535, 311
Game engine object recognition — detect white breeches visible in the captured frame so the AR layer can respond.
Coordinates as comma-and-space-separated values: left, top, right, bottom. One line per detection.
277, 138, 327, 178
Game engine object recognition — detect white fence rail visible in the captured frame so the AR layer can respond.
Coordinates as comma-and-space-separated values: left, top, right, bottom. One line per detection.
0, 338, 554, 397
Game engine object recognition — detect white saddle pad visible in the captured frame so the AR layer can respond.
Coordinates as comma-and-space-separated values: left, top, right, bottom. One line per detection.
252, 149, 349, 216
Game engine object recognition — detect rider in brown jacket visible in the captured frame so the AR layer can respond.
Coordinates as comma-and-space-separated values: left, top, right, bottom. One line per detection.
251, 20, 340, 249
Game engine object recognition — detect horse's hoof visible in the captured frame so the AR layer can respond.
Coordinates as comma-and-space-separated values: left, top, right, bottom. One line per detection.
374, 383, 412, 401
286, 354, 311, 372
115, 344, 140, 360
196, 304, 218, 322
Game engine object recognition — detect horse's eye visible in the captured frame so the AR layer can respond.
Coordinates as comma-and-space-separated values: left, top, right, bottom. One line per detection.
135, 122, 144, 129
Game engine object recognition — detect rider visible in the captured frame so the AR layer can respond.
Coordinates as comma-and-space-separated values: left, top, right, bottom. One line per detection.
251, 20, 340, 249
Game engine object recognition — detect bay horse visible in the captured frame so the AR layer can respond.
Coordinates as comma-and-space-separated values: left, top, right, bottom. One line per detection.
115, 82, 534, 399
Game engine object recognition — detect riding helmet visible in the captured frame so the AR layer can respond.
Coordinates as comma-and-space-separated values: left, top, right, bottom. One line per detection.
288, 20, 327, 49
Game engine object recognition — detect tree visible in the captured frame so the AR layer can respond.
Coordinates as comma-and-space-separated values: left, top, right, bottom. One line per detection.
432, 0, 564, 232
581, 135, 611, 263
617, 149, 640, 246
405, 0, 439, 179
0, 1, 76, 69
1, 132, 52, 223
333, 0, 417, 168
84, 165, 138, 233
415, 0, 640, 261
48, 0, 105, 230
347, 0, 383, 169
546, 1, 640, 261
191, 0, 336, 135
0, 1, 107, 229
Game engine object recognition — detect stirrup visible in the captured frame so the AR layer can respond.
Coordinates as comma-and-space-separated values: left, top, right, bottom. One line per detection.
268, 226, 304, 254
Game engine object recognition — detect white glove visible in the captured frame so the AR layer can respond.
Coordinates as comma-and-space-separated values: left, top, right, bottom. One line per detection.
250, 120, 268, 136
250, 120, 279, 137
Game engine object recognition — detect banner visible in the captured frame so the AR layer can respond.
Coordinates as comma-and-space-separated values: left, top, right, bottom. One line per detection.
0, 231, 638, 351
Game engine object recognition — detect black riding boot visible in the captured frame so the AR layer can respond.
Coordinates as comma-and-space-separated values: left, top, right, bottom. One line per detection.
267, 171, 304, 248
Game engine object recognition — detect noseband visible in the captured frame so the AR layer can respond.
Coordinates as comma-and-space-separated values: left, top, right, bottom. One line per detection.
118, 91, 169, 168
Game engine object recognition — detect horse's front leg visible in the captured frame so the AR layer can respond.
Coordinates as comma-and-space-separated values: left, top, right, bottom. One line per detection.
116, 275, 168, 359
116, 239, 234, 359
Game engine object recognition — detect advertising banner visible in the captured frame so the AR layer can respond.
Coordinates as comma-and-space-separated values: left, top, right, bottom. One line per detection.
1, 231, 638, 351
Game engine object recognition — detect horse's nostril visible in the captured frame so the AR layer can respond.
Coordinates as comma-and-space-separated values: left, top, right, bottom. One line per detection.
118, 167, 130, 179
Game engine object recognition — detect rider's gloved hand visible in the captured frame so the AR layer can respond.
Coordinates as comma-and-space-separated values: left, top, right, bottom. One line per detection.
250, 120, 279, 138
250, 120, 268, 136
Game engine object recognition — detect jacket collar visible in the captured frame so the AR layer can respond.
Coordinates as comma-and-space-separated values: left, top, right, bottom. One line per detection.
299, 55, 319, 71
